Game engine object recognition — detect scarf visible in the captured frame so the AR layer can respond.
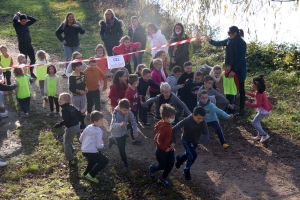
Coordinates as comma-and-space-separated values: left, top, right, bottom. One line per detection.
209, 70, 221, 83
105, 18, 115, 28
225, 34, 241, 67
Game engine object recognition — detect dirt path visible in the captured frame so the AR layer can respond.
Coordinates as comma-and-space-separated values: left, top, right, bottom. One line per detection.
0, 38, 300, 199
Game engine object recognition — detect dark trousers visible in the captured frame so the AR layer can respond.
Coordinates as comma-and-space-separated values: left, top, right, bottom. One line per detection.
18, 42, 36, 76
124, 63, 132, 74
82, 152, 109, 178
49, 96, 59, 113
3, 71, 11, 85
115, 134, 128, 165
178, 140, 198, 172
148, 91, 160, 112
224, 94, 236, 114
17, 97, 30, 113
86, 90, 101, 113
207, 121, 226, 145
239, 81, 245, 110
153, 147, 174, 179
132, 53, 143, 71
127, 110, 137, 140
105, 45, 114, 56
138, 96, 148, 123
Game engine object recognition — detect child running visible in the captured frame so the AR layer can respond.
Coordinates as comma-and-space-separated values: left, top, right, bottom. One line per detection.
108, 70, 128, 112
108, 99, 139, 170
172, 106, 209, 180
44, 64, 61, 117
246, 75, 273, 143
79, 110, 109, 183
198, 90, 233, 149
166, 65, 183, 95
149, 103, 177, 187
35, 50, 50, 103
0, 45, 14, 85
13, 68, 31, 117
177, 61, 194, 102
54, 93, 80, 165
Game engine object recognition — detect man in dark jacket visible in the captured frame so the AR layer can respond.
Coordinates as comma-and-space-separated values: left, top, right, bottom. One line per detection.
13, 12, 37, 78
127, 16, 146, 70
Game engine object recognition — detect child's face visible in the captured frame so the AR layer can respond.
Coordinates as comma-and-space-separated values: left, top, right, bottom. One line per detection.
119, 107, 129, 115
214, 69, 222, 78
93, 118, 103, 127
20, 19, 27, 25
163, 115, 175, 123
174, 72, 182, 79
251, 82, 258, 91
18, 56, 25, 64
131, 80, 139, 88
192, 114, 205, 124
159, 53, 167, 61
154, 62, 163, 70
142, 73, 150, 82
89, 62, 97, 70
223, 66, 231, 73
49, 67, 55, 75
161, 90, 171, 99
199, 94, 208, 104
204, 80, 214, 89
119, 73, 127, 83
131, 18, 138, 27
0, 48, 7, 55
123, 40, 131, 48
96, 48, 104, 56
138, 67, 145, 74
75, 55, 82, 60
194, 75, 202, 84
58, 96, 67, 105
184, 65, 192, 73
74, 65, 82, 72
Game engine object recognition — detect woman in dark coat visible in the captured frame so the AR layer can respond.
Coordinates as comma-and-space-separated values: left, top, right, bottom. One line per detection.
56, 12, 85, 77
168, 23, 190, 70
13, 12, 37, 78
99, 9, 123, 56
206, 26, 247, 116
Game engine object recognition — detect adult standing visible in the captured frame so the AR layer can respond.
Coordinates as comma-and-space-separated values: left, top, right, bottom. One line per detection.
13, 12, 37, 78
147, 24, 168, 58
168, 23, 190, 70
99, 9, 123, 56
206, 26, 247, 116
56, 12, 85, 78
127, 16, 146, 71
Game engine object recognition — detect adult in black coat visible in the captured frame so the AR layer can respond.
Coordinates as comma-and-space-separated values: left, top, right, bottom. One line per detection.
56, 12, 85, 77
13, 12, 37, 78
168, 23, 190, 70
127, 16, 146, 71
99, 9, 123, 56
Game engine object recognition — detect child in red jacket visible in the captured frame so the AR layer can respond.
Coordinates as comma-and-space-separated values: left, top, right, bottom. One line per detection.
112, 36, 141, 74
246, 75, 273, 143
149, 103, 177, 187
125, 74, 142, 145
108, 70, 128, 112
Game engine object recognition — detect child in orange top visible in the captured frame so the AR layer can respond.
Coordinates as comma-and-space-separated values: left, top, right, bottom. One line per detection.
112, 36, 141, 74
95, 44, 108, 103
0, 45, 14, 85
84, 59, 107, 121
149, 103, 177, 187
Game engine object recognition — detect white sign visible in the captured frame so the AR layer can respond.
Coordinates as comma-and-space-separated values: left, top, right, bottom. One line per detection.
107, 55, 125, 69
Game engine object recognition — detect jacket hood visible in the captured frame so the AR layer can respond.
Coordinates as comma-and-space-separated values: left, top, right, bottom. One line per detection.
154, 120, 172, 133
84, 125, 98, 136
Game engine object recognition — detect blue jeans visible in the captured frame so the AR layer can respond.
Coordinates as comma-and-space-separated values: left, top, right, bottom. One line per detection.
178, 140, 198, 172
252, 113, 269, 136
207, 121, 226, 145
132, 53, 144, 71
63, 45, 80, 69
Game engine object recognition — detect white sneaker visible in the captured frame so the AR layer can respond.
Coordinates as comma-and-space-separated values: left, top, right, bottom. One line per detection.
0, 161, 7, 167
260, 134, 270, 143
253, 135, 262, 140
0, 110, 8, 118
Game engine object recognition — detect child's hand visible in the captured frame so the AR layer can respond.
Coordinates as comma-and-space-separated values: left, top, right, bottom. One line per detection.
165, 148, 171, 152
140, 101, 144, 105
229, 114, 234, 119
216, 88, 220, 93
227, 104, 234, 109
121, 122, 128, 127
181, 84, 184, 88
134, 51, 139, 57
72, 24, 79, 28
62, 40, 67, 44
85, 88, 88, 93
102, 140, 104, 144
134, 135, 139, 139
79, 90, 86, 95
198, 144, 208, 151
169, 143, 175, 151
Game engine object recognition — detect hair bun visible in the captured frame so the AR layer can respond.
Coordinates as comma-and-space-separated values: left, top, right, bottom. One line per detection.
258, 74, 264, 78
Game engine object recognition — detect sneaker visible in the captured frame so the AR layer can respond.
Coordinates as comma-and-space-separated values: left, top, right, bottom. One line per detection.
184, 171, 192, 180
142, 122, 151, 127
69, 160, 76, 166
23, 113, 29, 118
149, 165, 156, 179
132, 140, 141, 145
46, 112, 54, 117
124, 164, 130, 171
62, 74, 67, 78
253, 135, 262, 140
31, 73, 37, 79
260, 134, 270, 143
222, 143, 230, 149
54, 113, 60, 118
108, 136, 117, 148
0, 110, 8, 118
175, 155, 182, 169
157, 177, 171, 187
43, 96, 48, 103
0, 161, 7, 167
85, 173, 99, 183
0, 121, 6, 126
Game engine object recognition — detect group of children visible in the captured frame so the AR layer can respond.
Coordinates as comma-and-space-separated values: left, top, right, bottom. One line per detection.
0, 37, 274, 186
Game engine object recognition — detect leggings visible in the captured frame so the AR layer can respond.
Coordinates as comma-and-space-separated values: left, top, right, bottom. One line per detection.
49, 96, 59, 113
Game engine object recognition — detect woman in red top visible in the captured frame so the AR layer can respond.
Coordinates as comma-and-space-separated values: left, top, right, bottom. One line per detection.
112, 36, 141, 74
108, 70, 128, 112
